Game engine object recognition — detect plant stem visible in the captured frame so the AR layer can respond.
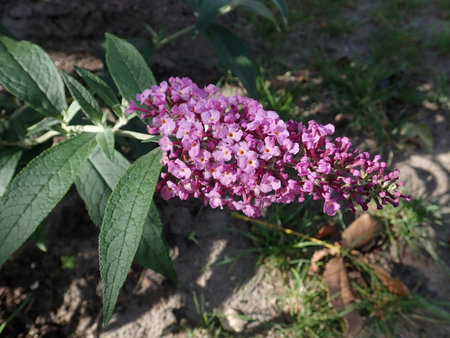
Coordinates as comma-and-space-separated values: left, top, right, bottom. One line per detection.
115, 129, 157, 141
156, 25, 195, 49
231, 212, 342, 253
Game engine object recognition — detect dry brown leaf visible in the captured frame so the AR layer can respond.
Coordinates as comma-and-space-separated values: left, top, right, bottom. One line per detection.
315, 223, 337, 240
341, 213, 382, 249
308, 248, 332, 275
423, 100, 439, 111
367, 263, 410, 298
323, 257, 363, 337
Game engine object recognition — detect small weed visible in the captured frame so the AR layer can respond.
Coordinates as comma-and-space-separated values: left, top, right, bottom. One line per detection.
431, 23, 450, 55
308, 54, 421, 149
353, 258, 450, 335
256, 70, 298, 119
276, 263, 345, 337
188, 292, 226, 338
60, 255, 75, 270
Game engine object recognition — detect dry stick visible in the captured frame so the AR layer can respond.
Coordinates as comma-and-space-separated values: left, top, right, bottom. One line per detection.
231, 212, 342, 253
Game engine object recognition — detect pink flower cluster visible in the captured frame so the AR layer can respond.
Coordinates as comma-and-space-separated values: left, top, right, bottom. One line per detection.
127, 77, 410, 218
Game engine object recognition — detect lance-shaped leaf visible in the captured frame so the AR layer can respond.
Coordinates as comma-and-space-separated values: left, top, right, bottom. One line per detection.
270, 0, 288, 23
75, 147, 175, 280
61, 71, 103, 122
0, 35, 66, 117
135, 204, 177, 282
99, 147, 163, 324
0, 133, 97, 267
195, 0, 230, 33
105, 33, 156, 102
27, 117, 61, 136
232, 0, 278, 29
0, 148, 23, 197
6, 106, 44, 142
74, 66, 119, 110
188, 0, 205, 13
204, 24, 258, 98
75, 147, 129, 227
96, 129, 115, 162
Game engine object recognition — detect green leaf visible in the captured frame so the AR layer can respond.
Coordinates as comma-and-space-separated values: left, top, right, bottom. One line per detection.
30, 224, 47, 252
0, 36, 66, 117
105, 33, 156, 102
95, 129, 115, 162
232, 0, 278, 29
65, 99, 81, 122
188, 0, 204, 13
195, 0, 230, 33
135, 203, 177, 283
6, 106, 44, 142
27, 117, 60, 136
270, 0, 288, 23
74, 66, 120, 110
99, 147, 163, 324
75, 147, 130, 227
204, 24, 258, 98
0, 148, 23, 197
0, 133, 96, 267
61, 71, 103, 122
126, 38, 154, 62
76, 148, 175, 283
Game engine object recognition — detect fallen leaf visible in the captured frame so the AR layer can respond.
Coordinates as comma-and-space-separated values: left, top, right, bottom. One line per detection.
315, 223, 337, 240
341, 213, 382, 249
308, 248, 332, 275
323, 257, 363, 337
423, 100, 438, 111
367, 263, 410, 298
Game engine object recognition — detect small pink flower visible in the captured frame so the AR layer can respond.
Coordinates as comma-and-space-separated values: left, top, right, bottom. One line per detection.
317, 159, 331, 175
205, 189, 223, 209
259, 136, 281, 160
323, 199, 340, 216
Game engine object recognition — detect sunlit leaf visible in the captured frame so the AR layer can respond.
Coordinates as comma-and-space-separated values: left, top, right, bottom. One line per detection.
99, 147, 163, 324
